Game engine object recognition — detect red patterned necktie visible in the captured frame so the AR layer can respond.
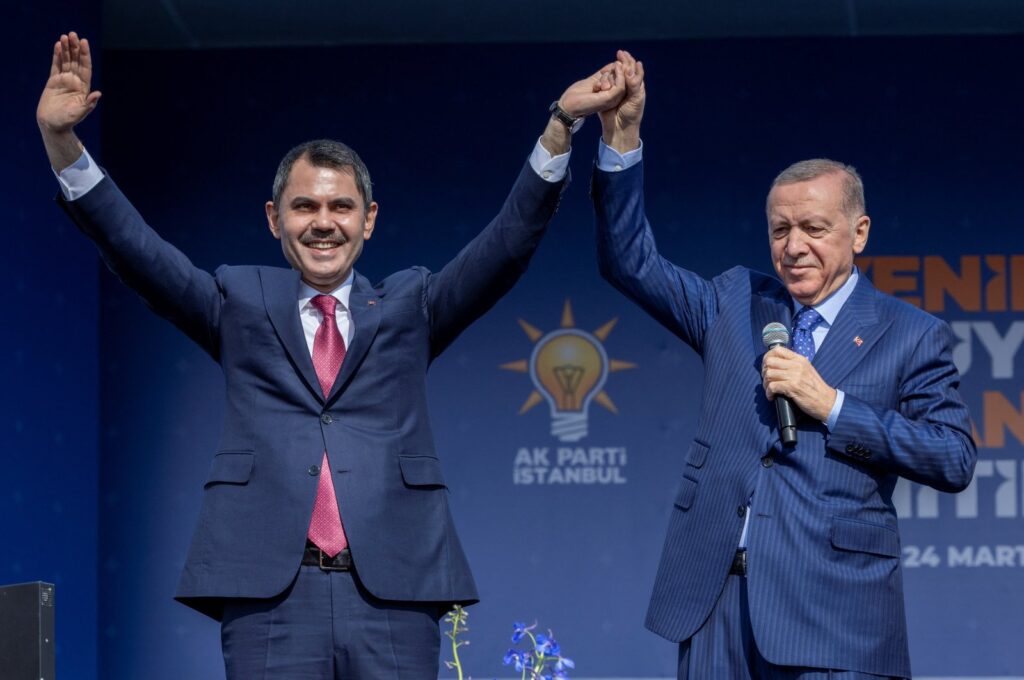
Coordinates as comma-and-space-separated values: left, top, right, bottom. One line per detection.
307, 294, 347, 556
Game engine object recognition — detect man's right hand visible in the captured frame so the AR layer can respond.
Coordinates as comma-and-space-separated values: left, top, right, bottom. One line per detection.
599, 50, 645, 154
37, 32, 101, 172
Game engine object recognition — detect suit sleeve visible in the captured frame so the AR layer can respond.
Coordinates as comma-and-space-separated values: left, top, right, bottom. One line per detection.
424, 161, 567, 358
591, 162, 717, 354
827, 318, 977, 492
58, 175, 223, 359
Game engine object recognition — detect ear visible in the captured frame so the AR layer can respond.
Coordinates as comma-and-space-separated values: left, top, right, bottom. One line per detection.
852, 214, 870, 254
362, 202, 379, 241
265, 201, 281, 240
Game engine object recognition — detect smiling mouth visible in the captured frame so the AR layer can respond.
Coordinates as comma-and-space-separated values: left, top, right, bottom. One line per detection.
302, 236, 348, 251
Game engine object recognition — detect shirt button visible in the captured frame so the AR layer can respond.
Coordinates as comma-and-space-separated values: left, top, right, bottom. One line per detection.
614, 164, 623, 171
761, 456, 774, 468
737, 505, 746, 518
308, 465, 320, 476
321, 413, 333, 425
542, 170, 552, 179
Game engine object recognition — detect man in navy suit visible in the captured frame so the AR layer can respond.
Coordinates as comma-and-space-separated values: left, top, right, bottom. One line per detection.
591, 52, 976, 679
37, 32, 628, 678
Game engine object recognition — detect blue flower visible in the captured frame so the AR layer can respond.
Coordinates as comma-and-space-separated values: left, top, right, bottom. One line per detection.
535, 633, 560, 656
556, 656, 575, 671
511, 621, 529, 643
503, 649, 523, 671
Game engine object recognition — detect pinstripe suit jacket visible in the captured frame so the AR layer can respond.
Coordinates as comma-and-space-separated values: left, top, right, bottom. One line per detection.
593, 163, 976, 677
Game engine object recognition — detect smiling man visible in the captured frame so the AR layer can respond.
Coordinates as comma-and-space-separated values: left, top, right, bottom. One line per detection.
591, 52, 976, 679
38, 32, 627, 679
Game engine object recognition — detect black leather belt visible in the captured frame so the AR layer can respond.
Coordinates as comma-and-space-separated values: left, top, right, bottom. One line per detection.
729, 549, 747, 577
302, 543, 353, 571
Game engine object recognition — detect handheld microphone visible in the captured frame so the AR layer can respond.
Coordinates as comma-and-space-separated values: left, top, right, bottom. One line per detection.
762, 322, 797, 444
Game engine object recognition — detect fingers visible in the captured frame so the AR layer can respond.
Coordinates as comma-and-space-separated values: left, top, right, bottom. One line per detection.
50, 40, 61, 78
629, 60, 645, 88
80, 37, 94, 80
59, 34, 71, 73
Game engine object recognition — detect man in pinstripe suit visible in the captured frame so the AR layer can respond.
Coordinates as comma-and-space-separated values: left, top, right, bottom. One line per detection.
592, 51, 976, 679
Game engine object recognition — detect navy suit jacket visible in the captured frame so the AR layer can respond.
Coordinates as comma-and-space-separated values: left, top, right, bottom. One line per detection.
61, 161, 566, 619
593, 163, 976, 677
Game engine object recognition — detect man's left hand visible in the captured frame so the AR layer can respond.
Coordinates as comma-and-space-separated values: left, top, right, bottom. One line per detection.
761, 346, 837, 422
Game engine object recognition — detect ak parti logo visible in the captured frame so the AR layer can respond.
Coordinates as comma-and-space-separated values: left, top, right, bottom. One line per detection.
499, 300, 636, 442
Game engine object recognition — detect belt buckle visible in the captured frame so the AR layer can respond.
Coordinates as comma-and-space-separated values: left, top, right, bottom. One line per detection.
736, 549, 747, 576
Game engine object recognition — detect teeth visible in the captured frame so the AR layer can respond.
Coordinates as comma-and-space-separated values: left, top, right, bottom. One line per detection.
308, 242, 339, 249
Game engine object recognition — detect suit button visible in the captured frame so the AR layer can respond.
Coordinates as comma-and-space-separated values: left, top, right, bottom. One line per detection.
737, 505, 746, 518
846, 444, 856, 454
321, 413, 333, 425
308, 465, 320, 476
761, 456, 774, 468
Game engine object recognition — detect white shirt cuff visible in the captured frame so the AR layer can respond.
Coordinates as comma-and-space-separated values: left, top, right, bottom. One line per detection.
55, 148, 104, 201
825, 389, 845, 431
597, 138, 643, 172
529, 137, 570, 183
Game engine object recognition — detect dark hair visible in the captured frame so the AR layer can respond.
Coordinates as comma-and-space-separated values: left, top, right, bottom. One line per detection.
272, 139, 373, 210
767, 158, 865, 220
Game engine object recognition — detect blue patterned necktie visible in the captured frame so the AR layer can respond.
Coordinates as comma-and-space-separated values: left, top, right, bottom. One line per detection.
791, 307, 824, 361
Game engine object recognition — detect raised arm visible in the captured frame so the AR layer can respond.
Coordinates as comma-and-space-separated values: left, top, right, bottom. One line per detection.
37, 32, 102, 171
592, 53, 717, 352
425, 60, 628, 356
40, 33, 224, 358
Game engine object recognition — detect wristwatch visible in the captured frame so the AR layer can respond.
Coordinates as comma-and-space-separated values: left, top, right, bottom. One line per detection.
549, 100, 584, 134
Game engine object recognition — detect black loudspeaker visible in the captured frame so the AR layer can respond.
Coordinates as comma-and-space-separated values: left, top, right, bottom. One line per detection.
0, 582, 56, 679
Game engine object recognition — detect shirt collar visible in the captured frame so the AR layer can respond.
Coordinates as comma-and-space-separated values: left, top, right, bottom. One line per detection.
298, 270, 354, 312
792, 267, 859, 327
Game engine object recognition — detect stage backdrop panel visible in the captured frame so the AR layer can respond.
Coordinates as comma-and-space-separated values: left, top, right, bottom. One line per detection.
95, 36, 1023, 678
2, 4, 103, 679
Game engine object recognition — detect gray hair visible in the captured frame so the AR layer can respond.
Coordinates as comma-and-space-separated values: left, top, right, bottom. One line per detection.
766, 158, 865, 220
272, 139, 373, 210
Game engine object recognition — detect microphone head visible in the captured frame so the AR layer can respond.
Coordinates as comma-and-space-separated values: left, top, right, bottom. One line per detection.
762, 322, 790, 348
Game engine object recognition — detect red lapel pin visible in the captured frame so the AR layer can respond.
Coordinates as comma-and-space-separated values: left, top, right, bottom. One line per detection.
367, 300, 376, 306
853, 335, 863, 347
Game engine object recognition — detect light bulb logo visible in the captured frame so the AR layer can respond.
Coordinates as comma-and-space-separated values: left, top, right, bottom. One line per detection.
500, 299, 636, 442
530, 329, 608, 441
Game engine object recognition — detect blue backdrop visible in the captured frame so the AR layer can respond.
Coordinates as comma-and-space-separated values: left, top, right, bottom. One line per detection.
3, 4, 100, 678
8, 30, 1024, 679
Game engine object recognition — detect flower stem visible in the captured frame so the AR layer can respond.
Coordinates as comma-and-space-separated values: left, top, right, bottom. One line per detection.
449, 608, 464, 680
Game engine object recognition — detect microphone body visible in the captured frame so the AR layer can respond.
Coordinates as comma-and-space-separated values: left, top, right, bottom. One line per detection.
762, 322, 798, 444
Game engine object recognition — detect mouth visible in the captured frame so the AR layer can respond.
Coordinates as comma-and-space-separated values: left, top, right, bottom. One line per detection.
301, 237, 347, 252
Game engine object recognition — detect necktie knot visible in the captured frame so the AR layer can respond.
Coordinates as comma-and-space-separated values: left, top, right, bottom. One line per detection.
793, 307, 823, 332
311, 294, 338, 318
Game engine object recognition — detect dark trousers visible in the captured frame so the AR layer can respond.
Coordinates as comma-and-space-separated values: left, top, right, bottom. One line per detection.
221, 565, 442, 679
677, 574, 904, 680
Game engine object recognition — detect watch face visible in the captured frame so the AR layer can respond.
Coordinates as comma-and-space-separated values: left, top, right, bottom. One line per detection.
570, 116, 585, 134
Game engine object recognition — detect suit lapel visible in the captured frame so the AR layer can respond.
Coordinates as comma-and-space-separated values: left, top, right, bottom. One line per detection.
327, 272, 381, 403
750, 276, 793, 355
812, 276, 892, 387
260, 267, 324, 401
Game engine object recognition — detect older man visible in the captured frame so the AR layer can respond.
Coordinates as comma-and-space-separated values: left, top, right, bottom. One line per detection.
38, 32, 627, 679
592, 51, 975, 679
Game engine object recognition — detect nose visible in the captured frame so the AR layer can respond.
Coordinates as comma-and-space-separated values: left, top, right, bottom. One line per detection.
311, 207, 334, 231
784, 229, 808, 259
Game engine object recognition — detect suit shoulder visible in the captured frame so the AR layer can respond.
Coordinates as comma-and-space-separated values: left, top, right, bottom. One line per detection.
871, 285, 948, 334
713, 265, 781, 295
213, 264, 280, 283
368, 266, 430, 298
